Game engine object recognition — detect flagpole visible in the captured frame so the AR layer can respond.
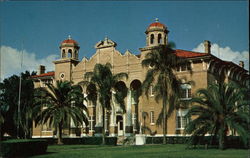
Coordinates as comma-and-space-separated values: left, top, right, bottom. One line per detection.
17, 42, 23, 138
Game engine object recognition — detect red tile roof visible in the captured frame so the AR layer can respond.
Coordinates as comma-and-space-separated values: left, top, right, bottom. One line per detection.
61, 39, 78, 45
32, 71, 55, 78
174, 49, 209, 58
149, 22, 166, 28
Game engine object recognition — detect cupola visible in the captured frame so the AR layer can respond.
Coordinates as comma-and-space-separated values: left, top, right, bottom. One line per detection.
145, 18, 169, 47
59, 35, 80, 60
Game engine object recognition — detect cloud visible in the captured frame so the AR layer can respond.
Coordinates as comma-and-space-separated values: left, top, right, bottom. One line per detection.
0, 45, 59, 80
192, 43, 249, 71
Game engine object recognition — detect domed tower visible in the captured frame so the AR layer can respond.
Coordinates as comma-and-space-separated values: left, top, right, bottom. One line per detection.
145, 18, 169, 47
60, 35, 80, 60
53, 35, 80, 81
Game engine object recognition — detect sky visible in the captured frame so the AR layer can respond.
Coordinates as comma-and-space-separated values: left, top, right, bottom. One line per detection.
0, 1, 249, 80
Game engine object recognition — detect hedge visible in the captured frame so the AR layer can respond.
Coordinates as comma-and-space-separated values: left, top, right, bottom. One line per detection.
146, 136, 248, 149
0, 139, 48, 157
146, 136, 189, 144
39, 137, 117, 145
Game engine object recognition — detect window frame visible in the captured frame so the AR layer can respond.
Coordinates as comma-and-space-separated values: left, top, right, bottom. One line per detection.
150, 111, 155, 125
180, 84, 192, 100
176, 109, 189, 130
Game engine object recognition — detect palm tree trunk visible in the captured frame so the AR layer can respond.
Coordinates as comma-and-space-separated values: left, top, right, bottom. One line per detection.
102, 106, 106, 145
143, 118, 146, 134
219, 128, 227, 150
57, 122, 63, 145
163, 94, 167, 145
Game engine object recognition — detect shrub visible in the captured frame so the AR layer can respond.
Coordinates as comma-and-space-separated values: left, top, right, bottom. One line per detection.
144, 136, 248, 149
146, 136, 189, 144
38, 137, 117, 145
0, 139, 48, 157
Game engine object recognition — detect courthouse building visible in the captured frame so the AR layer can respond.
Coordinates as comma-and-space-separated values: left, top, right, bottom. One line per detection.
32, 19, 249, 138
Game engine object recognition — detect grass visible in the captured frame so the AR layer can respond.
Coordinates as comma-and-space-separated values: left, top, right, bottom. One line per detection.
31, 144, 249, 158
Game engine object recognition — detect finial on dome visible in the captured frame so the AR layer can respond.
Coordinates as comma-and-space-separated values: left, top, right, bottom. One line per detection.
155, 18, 159, 22
68, 35, 71, 39
105, 36, 108, 41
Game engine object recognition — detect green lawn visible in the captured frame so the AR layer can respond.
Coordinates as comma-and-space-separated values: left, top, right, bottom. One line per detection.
31, 144, 248, 158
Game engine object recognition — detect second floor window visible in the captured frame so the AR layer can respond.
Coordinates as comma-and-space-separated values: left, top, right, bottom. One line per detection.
177, 63, 191, 72
180, 84, 191, 99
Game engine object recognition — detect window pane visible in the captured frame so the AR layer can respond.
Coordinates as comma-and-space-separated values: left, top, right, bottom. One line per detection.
182, 117, 187, 128
177, 116, 181, 128
188, 89, 191, 98
181, 89, 186, 98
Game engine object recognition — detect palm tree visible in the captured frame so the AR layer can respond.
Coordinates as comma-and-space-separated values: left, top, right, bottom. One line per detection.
141, 44, 187, 144
33, 80, 88, 144
141, 111, 148, 134
185, 82, 249, 150
81, 63, 128, 145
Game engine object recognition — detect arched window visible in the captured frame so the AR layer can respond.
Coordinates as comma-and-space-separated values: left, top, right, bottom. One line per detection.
158, 34, 162, 44
62, 49, 66, 58
150, 34, 154, 44
68, 49, 72, 58
180, 84, 191, 99
74, 50, 78, 59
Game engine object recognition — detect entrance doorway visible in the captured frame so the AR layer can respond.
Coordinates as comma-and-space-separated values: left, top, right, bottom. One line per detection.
117, 115, 123, 136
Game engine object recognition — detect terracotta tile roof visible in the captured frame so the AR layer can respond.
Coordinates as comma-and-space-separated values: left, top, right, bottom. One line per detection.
174, 49, 209, 58
148, 22, 166, 29
32, 71, 55, 78
61, 39, 78, 45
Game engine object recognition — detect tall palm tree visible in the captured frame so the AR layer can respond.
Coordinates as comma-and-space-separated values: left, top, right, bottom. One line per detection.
185, 82, 249, 149
81, 63, 128, 145
142, 44, 187, 144
33, 80, 88, 144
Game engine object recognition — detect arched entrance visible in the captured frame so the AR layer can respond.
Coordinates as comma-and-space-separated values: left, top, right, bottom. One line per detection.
109, 81, 127, 136
130, 79, 142, 134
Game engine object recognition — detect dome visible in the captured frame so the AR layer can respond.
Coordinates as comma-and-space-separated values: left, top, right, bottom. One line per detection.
146, 18, 168, 33
60, 35, 79, 47
148, 22, 166, 29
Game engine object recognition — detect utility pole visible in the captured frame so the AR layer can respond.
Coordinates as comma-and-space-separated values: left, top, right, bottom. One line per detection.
17, 42, 23, 138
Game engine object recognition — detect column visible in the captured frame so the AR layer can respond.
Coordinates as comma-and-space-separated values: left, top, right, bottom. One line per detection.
94, 95, 103, 136
125, 90, 133, 136
131, 90, 138, 134
109, 91, 117, 136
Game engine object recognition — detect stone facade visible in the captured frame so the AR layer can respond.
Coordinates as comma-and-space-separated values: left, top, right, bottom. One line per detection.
32, 19, 249, 138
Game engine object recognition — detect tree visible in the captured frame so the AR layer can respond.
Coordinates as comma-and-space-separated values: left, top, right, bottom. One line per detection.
0, 71, 36, 139
0, 99, 9, 141
33, 80, 89, 145
185, 82, 249, 150
141, 44, 187, 144
81, 63, 128, 145
141, 111, 148, 134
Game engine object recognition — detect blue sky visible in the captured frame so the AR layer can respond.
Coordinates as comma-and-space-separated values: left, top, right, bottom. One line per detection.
0, 1, 249, 79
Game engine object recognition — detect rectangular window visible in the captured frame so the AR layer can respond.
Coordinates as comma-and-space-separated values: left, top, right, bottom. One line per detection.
176, 109, 189, 129
180, 84, 192, 100
150, 85, 155, 96
89, 116, 95, 132
150, 111, 155, 124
